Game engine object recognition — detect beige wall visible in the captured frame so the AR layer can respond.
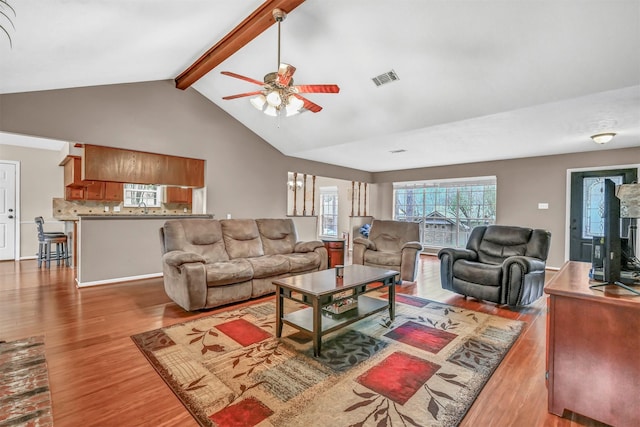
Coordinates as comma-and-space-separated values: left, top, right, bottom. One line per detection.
0, 144, 65, 258
372, 148, 640, 268
0, 80, 372, 221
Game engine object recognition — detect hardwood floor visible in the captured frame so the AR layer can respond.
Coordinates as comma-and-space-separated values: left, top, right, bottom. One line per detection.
0, 256, 608, 427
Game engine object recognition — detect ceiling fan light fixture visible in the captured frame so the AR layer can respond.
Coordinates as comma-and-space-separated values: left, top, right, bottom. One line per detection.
266, 91, 282, 107
264, 105, 278, 117
219, 7, 339, 117
590, 132, 616, 144
250, 94, 266, 110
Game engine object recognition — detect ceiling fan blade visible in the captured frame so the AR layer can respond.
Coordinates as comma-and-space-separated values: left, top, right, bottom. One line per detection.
175, 0, 306, 90
221, 71, 265, 86
222, 91, 264, 100
292, 94, 323, 113
277, 63, 296, 86
293, 84, 340, 94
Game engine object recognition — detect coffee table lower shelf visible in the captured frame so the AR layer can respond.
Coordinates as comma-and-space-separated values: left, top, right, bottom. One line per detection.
282, 295, 388, 336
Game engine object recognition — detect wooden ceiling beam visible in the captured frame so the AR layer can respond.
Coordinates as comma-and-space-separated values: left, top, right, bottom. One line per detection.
175, 0, 306, 90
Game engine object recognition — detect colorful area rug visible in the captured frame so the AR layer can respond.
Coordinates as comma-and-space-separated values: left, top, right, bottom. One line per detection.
132, 294, 524, 426
0, 336, 53, 426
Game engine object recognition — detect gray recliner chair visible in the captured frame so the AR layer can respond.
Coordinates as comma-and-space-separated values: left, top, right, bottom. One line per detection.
352, 219, 422, 282
438, 225, 551, 306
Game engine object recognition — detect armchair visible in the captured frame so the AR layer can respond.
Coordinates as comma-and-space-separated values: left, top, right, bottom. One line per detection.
438, 225, 551, 306
352, 219, 422, 282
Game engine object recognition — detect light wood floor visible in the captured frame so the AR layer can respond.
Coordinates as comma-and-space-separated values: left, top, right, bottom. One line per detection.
0, 256, 608, 427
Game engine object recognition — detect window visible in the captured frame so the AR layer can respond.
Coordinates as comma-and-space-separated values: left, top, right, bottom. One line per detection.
393, 176, 497, 248
319, 187, 338, 237
123, 184, 162, 207
582, 175, 623, 239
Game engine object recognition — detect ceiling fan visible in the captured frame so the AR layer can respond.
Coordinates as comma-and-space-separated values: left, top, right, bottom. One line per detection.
220, 8, 339, 116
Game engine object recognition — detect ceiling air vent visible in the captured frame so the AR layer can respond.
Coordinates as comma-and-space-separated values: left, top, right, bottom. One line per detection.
372, 70, 399, 87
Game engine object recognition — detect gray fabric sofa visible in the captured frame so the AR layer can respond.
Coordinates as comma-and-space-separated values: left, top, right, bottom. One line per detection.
159, 218, 328, 311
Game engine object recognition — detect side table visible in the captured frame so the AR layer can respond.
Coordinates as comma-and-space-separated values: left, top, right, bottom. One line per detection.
322, 238, 345, 268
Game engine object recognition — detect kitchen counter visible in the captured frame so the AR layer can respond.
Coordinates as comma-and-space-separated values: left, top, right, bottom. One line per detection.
78, 214, 212, 220
75, 214, 212, 287
56, 214, 212, 221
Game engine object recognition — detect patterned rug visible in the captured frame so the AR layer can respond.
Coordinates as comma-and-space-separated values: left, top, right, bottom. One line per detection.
132, 293, 524, 427
0, 336, 53, 426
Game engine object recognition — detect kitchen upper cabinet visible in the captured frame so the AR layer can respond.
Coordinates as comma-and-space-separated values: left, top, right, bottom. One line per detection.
63, 156, 83, 188
65, 187, 84, 200
165, 186, 192, 204
83, 182, 124, 201
62, 156, 124, 201
83, 144, 205, 187
103, 182, 123, 201
84, 181, 105, 200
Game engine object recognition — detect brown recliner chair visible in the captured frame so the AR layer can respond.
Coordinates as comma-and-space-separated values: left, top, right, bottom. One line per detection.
438, 225, 551, 306
352, 219, 422, 282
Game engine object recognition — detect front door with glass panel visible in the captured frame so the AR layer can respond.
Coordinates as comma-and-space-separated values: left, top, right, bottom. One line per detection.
569, 168, 637, 262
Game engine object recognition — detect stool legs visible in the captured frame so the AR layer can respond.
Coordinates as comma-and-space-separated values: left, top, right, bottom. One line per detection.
37, 237, 69, 268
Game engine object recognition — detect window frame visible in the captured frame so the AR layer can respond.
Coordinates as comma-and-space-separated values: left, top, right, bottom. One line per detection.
123, 184, 163, 208
319, 186, 339, 238
393, 176, 497, 249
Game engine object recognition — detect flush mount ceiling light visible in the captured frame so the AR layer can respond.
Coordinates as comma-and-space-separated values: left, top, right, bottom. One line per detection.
590, 132, 617, 144
220, 8, 340, 117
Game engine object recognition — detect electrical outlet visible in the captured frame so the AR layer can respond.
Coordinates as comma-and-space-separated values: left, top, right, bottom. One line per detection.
114, 205, 121, 212
104, 206, 109, 212
538, 203, 549, 210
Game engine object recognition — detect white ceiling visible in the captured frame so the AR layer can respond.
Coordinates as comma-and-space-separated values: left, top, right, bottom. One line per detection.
1, 1, 639, 172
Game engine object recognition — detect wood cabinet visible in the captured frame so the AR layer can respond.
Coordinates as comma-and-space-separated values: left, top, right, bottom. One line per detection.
62, 156, 124, 201
322, 238, 345, 268
65, 187, 84, 200
83, 144, 205, 187
84, 181, 104, 200
63, 156, 83, 188
544, 261, 640, 427
165, 186, 192, 204
103, 182, 124, 201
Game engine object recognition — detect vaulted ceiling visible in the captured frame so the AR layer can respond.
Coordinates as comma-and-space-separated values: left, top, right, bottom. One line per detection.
1, 1, 639, 172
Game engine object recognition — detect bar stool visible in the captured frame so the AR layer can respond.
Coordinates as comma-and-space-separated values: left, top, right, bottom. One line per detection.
35, 217, 69, 268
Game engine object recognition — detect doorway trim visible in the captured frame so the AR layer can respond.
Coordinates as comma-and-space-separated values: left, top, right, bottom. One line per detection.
565, 162, 640, 263
1, 160, 21, 261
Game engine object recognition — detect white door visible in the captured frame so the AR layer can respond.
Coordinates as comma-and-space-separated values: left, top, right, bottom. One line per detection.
0, 162, 17, 260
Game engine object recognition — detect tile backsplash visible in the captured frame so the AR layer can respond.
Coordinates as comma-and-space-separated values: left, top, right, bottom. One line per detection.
53, 198, 192, 220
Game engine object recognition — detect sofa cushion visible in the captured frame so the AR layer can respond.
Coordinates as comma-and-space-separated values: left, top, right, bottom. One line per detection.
205, 259, 253, 287
247, 255, 290, 279
453, 260, 502, 287
476, 226, 531, 265
364, 250, 401, 267
256, 218, 297, 255
221, 219, 264, 259
163, 219, 229, 263
369, 220, 420, 252
284, 252, 322, 273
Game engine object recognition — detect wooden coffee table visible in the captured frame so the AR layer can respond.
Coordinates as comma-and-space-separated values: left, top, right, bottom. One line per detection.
273, 264, 399, 356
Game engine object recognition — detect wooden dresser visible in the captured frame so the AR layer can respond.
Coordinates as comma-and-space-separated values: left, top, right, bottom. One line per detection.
544, 261, 640, 426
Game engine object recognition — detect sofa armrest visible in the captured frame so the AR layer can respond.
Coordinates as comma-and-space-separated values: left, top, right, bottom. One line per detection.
353, 237, 376, 251
437, 247, 477, 263
502, 256, 547, 306
162, 250, 206, 268
294, 240, 324, 253
437, 248, 477, 292
503, 256, 546, 274
401, 241, 423, 251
